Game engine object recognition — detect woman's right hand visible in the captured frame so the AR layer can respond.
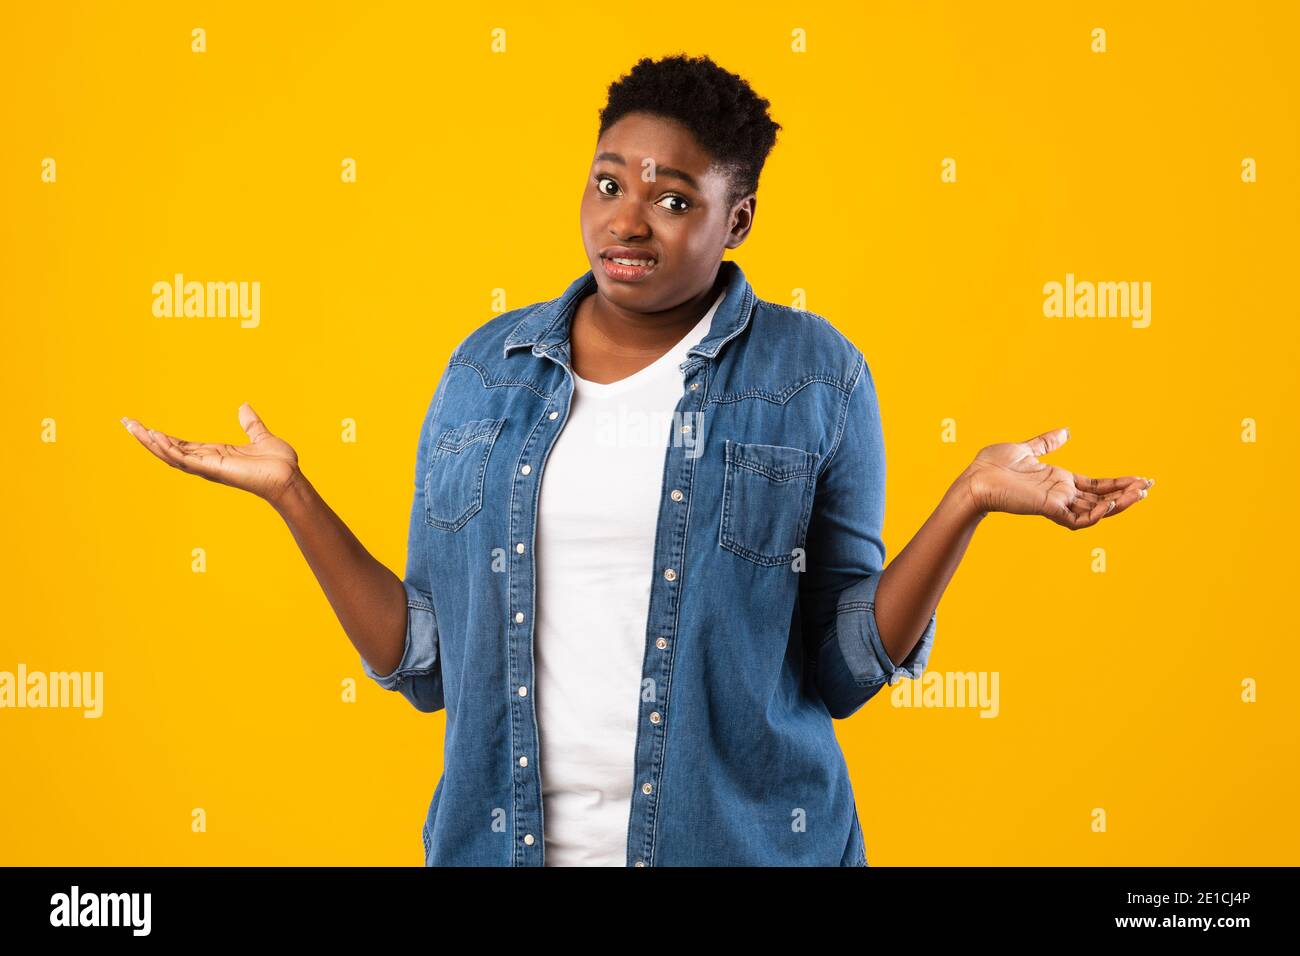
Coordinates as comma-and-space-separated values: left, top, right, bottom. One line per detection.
121, 402, 301, 507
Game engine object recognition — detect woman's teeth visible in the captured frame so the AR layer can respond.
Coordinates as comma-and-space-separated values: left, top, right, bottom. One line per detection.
610, 257, 654, 266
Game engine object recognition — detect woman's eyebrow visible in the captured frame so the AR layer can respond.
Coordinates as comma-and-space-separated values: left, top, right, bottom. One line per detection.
595, 151, 701, 191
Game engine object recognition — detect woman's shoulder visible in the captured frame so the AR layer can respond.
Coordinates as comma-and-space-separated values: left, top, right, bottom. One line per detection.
753, 296, 858, 346
744, 295, 868, 391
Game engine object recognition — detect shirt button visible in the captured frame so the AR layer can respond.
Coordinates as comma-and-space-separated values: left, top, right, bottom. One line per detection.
655, 637, 668, 649
635, 860, 646, 867
520, 464, 532, 475
689, 382, 699, 391
641, 782, 653, 795
515, 611, 525, 623
548, 411, 558, 420
680, 424, 691, 434
515, 542, 525, 553
649, 711, 661, 724
524, 833, 535, 846
670, 489, 683, 502
518, 685, 528, 697
519, 755, 528, 767
663, 568, 676, 581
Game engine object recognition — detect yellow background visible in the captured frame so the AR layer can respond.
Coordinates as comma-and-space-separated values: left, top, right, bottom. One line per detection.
2, 1, 1296, 865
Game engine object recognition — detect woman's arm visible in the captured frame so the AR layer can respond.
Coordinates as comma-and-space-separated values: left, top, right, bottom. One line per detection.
799, 356, 1152, 718
871, 475, 984, 667
121, 404, 410, 678
269, 472, 410, 677
873, 428, 1153, 668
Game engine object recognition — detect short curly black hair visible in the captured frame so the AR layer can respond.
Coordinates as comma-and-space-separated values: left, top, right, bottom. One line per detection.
597, 54, 782, 210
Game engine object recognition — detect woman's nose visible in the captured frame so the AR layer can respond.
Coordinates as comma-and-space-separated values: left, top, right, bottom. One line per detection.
608, 204, 650, 240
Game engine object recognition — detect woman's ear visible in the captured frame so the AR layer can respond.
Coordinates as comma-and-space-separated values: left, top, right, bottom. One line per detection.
727, 193, 756, 248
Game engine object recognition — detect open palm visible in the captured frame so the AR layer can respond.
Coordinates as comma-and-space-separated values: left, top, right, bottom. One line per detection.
121, 402, 299, 505
963, 427, 1153, 530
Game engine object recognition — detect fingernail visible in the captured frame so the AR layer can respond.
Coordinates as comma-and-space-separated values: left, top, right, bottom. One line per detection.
120, 417, 131, 430
1139, 488, 1147, 498
1147, 477, 1155, 487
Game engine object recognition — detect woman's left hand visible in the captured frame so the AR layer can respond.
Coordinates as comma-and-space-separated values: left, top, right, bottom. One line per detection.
961, 427, 1154, 529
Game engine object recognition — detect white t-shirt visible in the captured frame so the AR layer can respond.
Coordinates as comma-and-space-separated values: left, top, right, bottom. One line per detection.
534, 289, 725, 866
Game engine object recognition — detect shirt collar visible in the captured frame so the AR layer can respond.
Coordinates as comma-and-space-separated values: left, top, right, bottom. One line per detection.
503, 258, 755, 361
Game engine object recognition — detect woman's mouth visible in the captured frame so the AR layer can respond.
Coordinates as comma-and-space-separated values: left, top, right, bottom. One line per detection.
601, 255, 658, 282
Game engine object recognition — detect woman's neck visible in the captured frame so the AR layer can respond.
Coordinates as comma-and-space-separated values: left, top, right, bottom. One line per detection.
569, 273, 724, 384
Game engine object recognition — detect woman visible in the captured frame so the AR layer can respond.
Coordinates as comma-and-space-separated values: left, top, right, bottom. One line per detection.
122, 54, 1153, 866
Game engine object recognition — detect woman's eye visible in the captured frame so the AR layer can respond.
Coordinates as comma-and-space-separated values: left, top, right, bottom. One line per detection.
593, 175, 688, 213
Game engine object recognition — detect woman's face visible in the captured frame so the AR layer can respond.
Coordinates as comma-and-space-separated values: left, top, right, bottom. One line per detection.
581, 111, 754, 313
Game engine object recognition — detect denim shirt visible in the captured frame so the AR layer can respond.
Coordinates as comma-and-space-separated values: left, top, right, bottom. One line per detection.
361, 258, 938, 866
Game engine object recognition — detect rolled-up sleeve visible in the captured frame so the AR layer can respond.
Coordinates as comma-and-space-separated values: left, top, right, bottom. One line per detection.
359, 361, 450, 714
800, 352, 937, 720
360, 580, 443, 712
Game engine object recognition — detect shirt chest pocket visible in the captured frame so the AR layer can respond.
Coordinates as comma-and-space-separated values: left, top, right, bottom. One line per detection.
425, 417, 506, 532
719, 439, 819, 567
